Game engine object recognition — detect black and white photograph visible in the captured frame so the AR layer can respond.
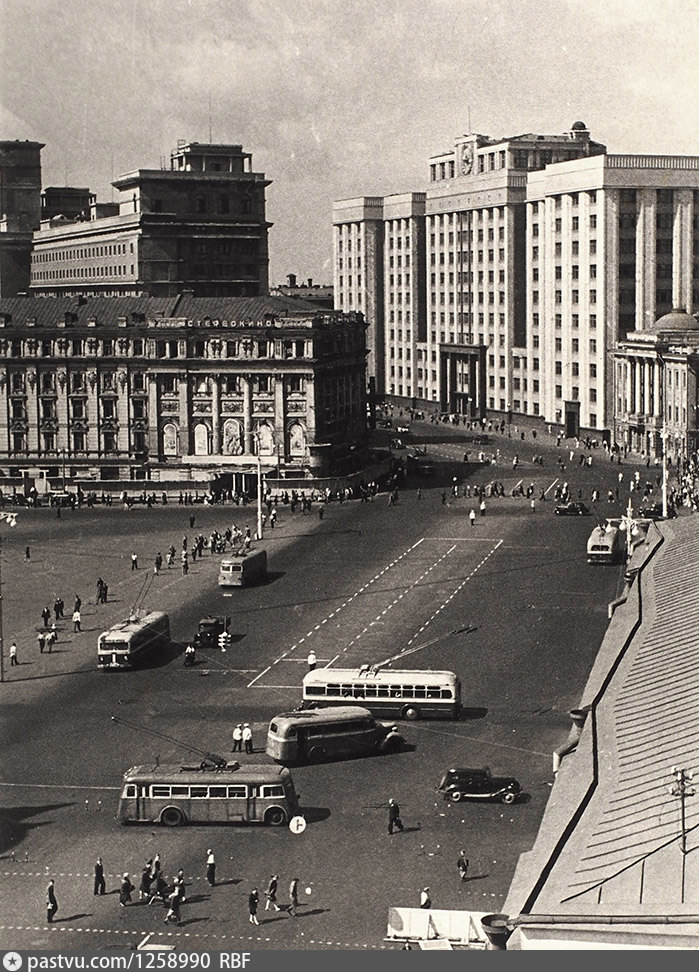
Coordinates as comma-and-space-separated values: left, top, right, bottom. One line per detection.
0, 0, 698, 956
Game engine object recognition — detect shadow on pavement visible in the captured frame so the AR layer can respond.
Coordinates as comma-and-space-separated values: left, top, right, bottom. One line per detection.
301, 806, 331, 824
0, 803, 76, 856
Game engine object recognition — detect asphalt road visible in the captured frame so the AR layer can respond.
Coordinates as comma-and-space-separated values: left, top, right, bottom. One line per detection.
0, 422, 651, 950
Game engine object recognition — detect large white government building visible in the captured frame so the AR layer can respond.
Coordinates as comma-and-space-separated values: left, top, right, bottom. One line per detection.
333, 123, 699, 438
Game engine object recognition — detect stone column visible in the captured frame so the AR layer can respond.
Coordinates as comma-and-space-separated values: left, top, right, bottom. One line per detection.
56, 367, 69, 453
178, 373, 190, 457
634, 358, 642, 415
147, 374, 160, 456
653, 360, 661, 419
116, 370, 130, 457
86, 369, 99, 457
243, 375, 253, 453
274, 376, 285, 457
673, 188, 694, 313
25, 367, 39, 454
635, 188, 657, 331
211, 376, 221, 455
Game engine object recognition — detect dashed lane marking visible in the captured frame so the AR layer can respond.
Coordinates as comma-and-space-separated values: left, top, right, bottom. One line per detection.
404, 539, 503, 647
0, 923, 387, 949
246, 538, 425, 688
332, 544, 457, 661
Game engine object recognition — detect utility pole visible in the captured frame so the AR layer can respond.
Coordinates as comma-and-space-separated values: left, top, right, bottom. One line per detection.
670, 766, 696, 856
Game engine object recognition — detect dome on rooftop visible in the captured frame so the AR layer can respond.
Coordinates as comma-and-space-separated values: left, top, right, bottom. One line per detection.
571, 121, 587, 131
649, 308, 699, 332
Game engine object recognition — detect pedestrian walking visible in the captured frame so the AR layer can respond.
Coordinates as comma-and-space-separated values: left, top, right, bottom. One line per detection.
265, 874, 281, 911
72, 608, 81, 632
119, 872, 135, 907
287, 877, 299, 916
441, 491, 447, 505
469, 509, 476, 527
457, 851, 469, 882
318, 506, 324, 520
479, 499, 486, 517
147, 874, 169, 906
307, 649, 317, 671
388, 797, 404, 835
139, 865, 153, 900
131, 552, 138, 570
37, 632, 46, 654
154, 553, 162, 575
206, 849, 216, 887
41, 606, 51, 628
419, 887, 432, 909
174, 869, 187, 903
417, 488, 422, 500
53, 597, 62, 621
164, 888, 181, 924
9, 642, 18, 666
248, 888, 260, 924
55, 597, 65, 618
232, 724, 243, 752
46, 879, 58, 923
182, 552, 189, 576
25, 545, 30, 561
189, 514, 196, 529
47, 625, 57, 652
153, 853, 161, 876
242, 723, 253, 754
94, 857, 106, 896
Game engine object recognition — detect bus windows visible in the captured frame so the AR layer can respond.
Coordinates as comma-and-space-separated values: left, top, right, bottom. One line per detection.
209, 786, 227, 798
151, 785, 171, 797
261, 784, 285, 799
228, 786, 247, 799
171, 785, 188, 796
190, 787, 208, 798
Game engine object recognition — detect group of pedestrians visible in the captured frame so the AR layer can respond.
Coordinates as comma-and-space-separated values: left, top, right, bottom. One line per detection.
46, 852, 303, 928
231, 723, 254, 753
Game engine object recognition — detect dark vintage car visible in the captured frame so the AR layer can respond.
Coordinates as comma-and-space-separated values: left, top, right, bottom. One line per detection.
437, 766, 521, 805
639, 501, 677, 520
192, 616, 228, 650
554, 501, 591, 516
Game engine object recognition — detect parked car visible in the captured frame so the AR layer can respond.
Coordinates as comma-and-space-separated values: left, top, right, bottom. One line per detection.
639, 501, 677, 520
396, 423, 410, 434
437, 766, 521, 805
554, 501, 591, 516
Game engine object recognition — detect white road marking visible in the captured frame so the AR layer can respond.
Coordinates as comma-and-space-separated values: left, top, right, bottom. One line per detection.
247, 538, 425, 688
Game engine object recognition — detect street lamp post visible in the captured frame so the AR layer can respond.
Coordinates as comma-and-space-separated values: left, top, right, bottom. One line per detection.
619, 499, 639, 562
660, 428, 669, 520
250, 430, 264, 542
0, 511, 19, 684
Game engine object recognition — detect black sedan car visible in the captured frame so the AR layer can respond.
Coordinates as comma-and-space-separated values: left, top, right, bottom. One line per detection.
554, 501, 591, 516
437, 766, 522, 805
639, 501, 677, 520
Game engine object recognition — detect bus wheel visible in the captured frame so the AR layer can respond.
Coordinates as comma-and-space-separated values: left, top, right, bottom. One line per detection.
160, 806, 185, 827
401, 705, 420, 721
308, 746, 326, 762
501, 792, 517, 805
451, 791, 464, 803
264, 806, 286, 827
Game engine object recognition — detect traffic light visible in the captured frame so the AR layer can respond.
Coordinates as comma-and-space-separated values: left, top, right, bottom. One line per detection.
218, 631, 232, 653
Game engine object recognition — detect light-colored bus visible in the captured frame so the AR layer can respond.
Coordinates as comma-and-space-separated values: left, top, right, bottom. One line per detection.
117, 762, 299, 827
218, 550, 267, 588
302, 667, 461, 720
587, 520, 625, 564
266, 705, 405, 764
98, 611, 170, 669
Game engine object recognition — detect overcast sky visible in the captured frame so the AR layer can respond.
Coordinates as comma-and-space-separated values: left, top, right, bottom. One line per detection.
1, 0, 697, 285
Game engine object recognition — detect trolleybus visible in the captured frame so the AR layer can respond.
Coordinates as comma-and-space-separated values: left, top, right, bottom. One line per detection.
117, 762, 299, 827
98, 611, 170, 669
301, 667, 461, 720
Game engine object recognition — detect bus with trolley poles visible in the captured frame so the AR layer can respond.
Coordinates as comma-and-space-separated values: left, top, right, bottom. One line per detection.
301, 665, 461, 721
586, 519, 625, 565
98, 611, 170, 669
112, 717, 301, 828
266, 705, 405, 764
218, 549, 268, 588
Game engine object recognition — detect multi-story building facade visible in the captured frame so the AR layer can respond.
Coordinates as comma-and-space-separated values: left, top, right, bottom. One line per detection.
333, 123, 699, 437
0, 294, 368, 484
29, 142, 271, 299
0, 140, 44, 297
